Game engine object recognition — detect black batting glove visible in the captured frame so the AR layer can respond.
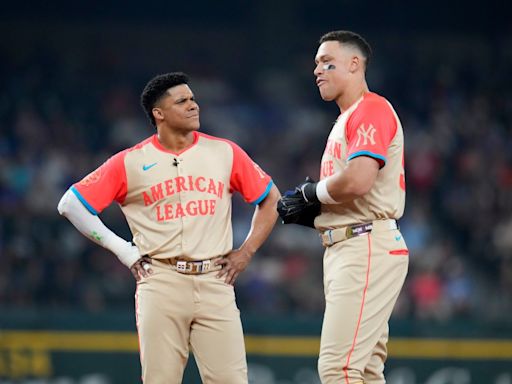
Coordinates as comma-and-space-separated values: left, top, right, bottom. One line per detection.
298, 176, 319, 203
277, 177, 321, 228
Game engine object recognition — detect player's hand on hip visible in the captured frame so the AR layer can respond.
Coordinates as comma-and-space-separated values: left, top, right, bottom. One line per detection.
215, 249, 253, 285
130, 255, 153, 281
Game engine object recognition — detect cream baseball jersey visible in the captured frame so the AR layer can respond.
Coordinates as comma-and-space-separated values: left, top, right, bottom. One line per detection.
71, 132, 273, 260
315, 92, 406, 230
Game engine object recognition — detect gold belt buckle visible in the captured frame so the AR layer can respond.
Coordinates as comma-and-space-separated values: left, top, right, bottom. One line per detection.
345, 226, 354, 239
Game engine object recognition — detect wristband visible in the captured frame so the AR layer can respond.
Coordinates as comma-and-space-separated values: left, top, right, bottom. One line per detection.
316, 179, 337, 204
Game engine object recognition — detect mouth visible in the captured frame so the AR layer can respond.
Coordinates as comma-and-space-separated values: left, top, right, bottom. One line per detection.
316, 79, 326, 87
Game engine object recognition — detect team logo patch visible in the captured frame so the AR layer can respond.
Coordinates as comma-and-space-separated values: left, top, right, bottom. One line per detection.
355, 124, 376, 146
142, 162, 158, 171
79, 168, 102, 186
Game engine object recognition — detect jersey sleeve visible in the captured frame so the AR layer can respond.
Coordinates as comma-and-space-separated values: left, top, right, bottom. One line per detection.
71, 151, 128, 215
229, 142, 273, 205
345, 98, 397, 168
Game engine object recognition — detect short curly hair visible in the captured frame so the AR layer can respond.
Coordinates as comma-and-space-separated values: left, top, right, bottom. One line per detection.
319, 30, 372, 69
140, 72, 190, 127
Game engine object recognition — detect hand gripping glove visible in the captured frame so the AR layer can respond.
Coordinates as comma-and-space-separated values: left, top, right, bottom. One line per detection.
277, 177, 321, 228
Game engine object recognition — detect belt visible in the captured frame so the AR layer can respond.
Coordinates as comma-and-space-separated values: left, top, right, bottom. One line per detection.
168, 256, 224, 275
321, 219, 399, 247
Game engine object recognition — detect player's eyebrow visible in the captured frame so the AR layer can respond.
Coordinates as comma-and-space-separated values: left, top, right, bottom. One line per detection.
175, 95, 195, 104
315, 54, 334, 64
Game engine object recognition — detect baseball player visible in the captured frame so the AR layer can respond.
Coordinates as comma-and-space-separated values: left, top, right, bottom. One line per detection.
58, 72, 280, 383
278, 31, 408, 384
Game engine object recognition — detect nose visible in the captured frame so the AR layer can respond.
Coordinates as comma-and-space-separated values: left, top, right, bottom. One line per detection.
314, 63, 323, 76
188, 100, 199, 111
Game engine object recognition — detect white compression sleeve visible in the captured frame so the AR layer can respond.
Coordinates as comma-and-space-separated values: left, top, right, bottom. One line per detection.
57, 189, 141, 268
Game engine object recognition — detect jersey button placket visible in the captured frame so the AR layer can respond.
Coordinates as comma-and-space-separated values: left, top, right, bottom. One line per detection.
174, 157, 187, 253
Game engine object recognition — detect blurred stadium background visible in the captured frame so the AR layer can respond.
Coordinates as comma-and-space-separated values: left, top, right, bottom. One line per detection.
1, 1, 511, 383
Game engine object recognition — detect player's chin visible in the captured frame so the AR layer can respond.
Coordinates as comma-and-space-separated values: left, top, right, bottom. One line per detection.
318, 89, 335, 101
188, 120, 200, 131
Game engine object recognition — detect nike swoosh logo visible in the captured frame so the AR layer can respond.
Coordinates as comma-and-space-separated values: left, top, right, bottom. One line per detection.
395, 235, 402, 241
142, 162, 157, 171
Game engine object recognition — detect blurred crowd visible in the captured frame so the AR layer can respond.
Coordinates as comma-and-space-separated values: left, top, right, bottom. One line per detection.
1, 27, 511, 324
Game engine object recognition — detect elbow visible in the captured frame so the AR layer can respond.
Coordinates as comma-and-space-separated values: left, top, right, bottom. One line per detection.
344, 179, 373, 197
354, 183, 373, 197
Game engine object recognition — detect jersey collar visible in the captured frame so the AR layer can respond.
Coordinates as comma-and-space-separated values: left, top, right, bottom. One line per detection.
151, 131, 199, 155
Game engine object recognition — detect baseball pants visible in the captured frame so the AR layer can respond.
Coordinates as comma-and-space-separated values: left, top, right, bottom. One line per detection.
135, 258, 248, 384
318, 220, 409, 384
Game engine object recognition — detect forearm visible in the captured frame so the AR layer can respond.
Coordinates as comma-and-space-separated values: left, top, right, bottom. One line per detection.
322, 170, 364, 203
303, 157, 379, 204
239, 184, 280, 255
57, 189, 141, 268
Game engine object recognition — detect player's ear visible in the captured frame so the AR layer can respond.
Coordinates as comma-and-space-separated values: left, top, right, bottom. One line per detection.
152, 108, 164, 122
349, 55, 360, 73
